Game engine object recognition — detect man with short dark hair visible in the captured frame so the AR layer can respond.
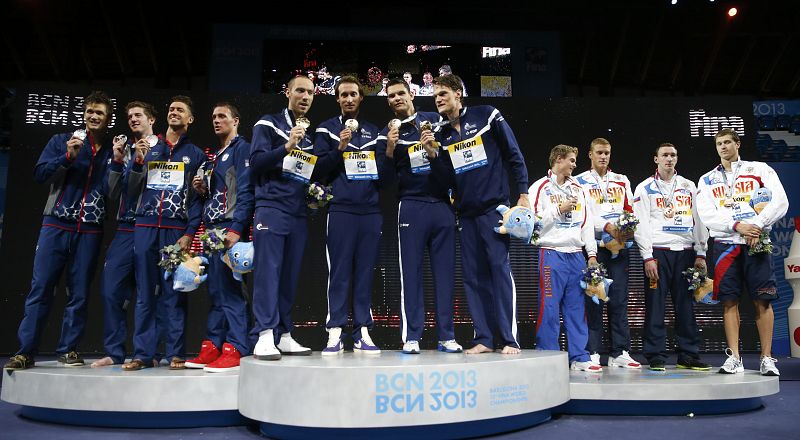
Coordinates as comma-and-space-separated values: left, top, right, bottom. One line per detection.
422, 74, 529, 355
633, 143, 711, 372
185, 102, 254, 372
92, 100, 165, 368
376, 77, 461, 354
5, 91, 115, 370
696, 128, 787, 376
249, 75, 317, 361
121, 96, 207, 371
314, 76, 383, 355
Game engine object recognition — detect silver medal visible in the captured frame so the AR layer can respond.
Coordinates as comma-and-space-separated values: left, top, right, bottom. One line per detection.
72, 129, 87, 141
146, 134, 159, 147
388, 119, 401, 130
113, 134, 127, 145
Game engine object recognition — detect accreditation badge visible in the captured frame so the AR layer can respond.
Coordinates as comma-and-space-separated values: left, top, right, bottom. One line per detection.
343, 151, 379, 180
147, 161, 185, 191
407, 142, 430, 174
282, 149, 317, 183
446, 135, 488, 174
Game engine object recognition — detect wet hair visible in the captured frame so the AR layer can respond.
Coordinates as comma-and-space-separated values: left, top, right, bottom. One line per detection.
214, 101, 240, 119
549, 144, 579, 167
85, 90, 113, 114
170, 95, 194, 115
125, 101, 156, 119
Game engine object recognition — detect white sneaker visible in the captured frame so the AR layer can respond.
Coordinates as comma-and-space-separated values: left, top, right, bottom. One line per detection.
590, 352, 601, 365
254, 329, 281, 361
718, 348, 744, 374
402, 340, 420, 354
321, 327, 344, 357
760, 356, 780, 376
277, 332, 312, 355
608, 350, 641, 369
438, 340, 463, 353
571, 360, 603, 373
353, 328, 381, 355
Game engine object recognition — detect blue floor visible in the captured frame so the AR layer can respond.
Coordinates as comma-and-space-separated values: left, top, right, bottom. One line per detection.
1, 354, 798, 440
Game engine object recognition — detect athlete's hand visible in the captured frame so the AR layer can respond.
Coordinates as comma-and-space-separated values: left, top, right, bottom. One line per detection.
224, 230, 240, 249
177, 235, 192, 252
338, 128, 352, 151
694, 257, 707, 272
644, 259, 659, 281
420, 130, 438, 159
385, 127, 399, 158
134, 138, 151, 162
285, 125, 306, 152
735, 222, 761, 239
192, 175, 208, 196
66, 137, 83, 161
517, 194, 530, 209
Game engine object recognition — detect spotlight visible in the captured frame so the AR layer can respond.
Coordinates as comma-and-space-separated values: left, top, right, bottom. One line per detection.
728, 7, 738, 17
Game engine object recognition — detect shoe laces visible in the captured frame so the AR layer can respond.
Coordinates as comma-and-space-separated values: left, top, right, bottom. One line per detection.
761, 356, 777, 366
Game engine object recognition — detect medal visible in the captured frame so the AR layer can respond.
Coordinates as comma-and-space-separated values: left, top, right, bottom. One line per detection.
295, 117, 311, 130
388, 119, 401, 130
420, 120, 433, 132
146, 134, 159, 147
345, 119, 359, 132
723, 197, 734, 208
72, 129, 87, 141
664, 206, 674, 218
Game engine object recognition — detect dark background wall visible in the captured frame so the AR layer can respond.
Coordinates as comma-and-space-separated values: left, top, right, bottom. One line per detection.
0, 83, 757, 355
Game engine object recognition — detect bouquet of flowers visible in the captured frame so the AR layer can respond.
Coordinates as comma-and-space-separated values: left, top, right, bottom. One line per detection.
199, 228, 227, 255
158, 244, 186, 273
580, 264, 613, 304
306, 182, 333, 210
682, 267, 718, 304
748, 232, 774, 256
747, 187, 773, 256
616, 210, 639, 235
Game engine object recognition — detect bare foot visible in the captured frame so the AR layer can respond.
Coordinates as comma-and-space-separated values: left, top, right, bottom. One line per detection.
90, 356, 115, 368
500, 346, 521, 355
464, 344, 493, 354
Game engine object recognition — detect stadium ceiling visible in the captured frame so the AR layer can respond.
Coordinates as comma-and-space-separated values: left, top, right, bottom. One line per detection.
2, 0, 799, 97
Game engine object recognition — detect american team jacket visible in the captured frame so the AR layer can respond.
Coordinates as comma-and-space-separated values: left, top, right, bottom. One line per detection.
429, 106, 528, 217
250, 108, 315, 217
633, 173, 708, 262
201, 135, 254, 236
35, 131, 114, 233
313, 115, 382, 215
530, 171, 598, 256
696, 159, 788, 244
375, 111, 451, 203
128, 134, 205, 237
575, 169, 634, 238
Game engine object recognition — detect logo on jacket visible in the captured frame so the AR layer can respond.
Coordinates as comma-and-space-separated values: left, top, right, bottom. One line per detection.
256, 223, 269, 231
182, 156, 190, 164
151, 151, 160, 158
222, 153, 229, 162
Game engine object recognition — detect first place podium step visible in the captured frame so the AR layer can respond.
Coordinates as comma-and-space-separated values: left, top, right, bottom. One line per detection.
238, 350, 570, 440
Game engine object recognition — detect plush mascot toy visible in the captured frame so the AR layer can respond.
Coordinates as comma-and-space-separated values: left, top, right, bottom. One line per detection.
165, 255, 208, 292
691, 277, 718, 305
597, 232, 633, 259
580, 277, 613, 305
494, 204, 542, 244
750, 187, 771, 214
222, 242, 254, 281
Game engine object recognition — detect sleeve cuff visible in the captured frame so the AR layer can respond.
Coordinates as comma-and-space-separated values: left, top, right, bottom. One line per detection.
132, 161, 144, 171
643, 257, 655, 263
731, 221, 740, 233
696, 254, 706, 259
109, 160, 124, 171
227, 226, 243, 236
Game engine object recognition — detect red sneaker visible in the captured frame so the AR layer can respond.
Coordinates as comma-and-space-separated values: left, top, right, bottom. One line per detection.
185, 340, 221, 369
204, 343, 241, 373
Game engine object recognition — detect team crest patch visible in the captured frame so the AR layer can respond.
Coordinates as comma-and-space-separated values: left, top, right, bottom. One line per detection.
244, 160, 250, 167
746, 167, 754, 172
182, 156, 191, 164
152, 151, 160, 157
222, 153, 229, 162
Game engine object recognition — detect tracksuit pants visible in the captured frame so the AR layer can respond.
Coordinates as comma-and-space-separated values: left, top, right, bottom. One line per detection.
535, 249, 590, 363
398, 199, 456, 343
643, 249, 701, 363
586, 247, 631, 357
132, 226, 187, 364
17, 225, 102, 355
325, 210, 382, 340
205, 234, 251, 355
251, 207, 307, 343
459, 210, 519, 349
